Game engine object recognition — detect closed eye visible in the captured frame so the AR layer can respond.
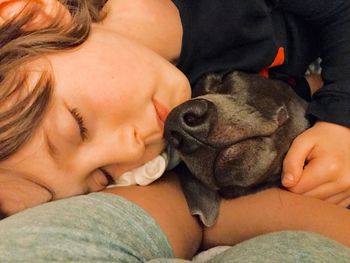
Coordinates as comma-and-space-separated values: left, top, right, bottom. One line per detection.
69, 108, 88, 141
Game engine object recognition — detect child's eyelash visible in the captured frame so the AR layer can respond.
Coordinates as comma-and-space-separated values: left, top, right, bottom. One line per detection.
69, 108, 88, 141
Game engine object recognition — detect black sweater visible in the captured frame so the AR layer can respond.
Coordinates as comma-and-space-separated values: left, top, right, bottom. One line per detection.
172, 0, 350, 127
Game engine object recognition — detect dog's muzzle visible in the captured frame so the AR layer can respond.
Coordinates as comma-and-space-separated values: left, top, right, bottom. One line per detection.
164, 99, 217, 154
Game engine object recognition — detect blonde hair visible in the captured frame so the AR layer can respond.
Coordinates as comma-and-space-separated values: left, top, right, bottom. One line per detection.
0, 0, 106, 161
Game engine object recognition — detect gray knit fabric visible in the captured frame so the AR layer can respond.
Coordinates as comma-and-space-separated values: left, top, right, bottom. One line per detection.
150, 231, 350, 263
0, 192, 349, 262
208, 231, 350, 263
0, 193, 173, 262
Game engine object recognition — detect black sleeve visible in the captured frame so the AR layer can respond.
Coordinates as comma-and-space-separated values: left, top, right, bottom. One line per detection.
278, 0, 350, 126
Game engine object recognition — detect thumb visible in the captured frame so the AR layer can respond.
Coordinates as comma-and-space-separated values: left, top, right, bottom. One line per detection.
282, 135, 313, 188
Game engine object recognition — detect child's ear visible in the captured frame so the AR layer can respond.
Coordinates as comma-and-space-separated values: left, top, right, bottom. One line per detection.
0, 0, 72, 30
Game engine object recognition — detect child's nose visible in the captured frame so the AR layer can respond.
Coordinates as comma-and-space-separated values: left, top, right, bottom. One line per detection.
108, 125, 146, 164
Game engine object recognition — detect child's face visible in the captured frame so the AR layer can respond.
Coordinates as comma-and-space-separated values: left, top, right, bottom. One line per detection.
0, 25, 191, 214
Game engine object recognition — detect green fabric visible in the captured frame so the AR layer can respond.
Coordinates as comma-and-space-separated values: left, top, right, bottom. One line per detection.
150, 231, 350, 263
1, 192, 349, 262
208, 231, 350, 263
0, 193, 173, 262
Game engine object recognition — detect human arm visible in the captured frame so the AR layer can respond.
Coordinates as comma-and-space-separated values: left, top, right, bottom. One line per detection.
1, 173, 349, 262
0, 173, 201, 261
283, 72, 350, 207
203, 187, 350, 249
0, 182, 187, 262
278, 0, 350, 126
105, 173, 350, 251
282, 72, 350, 206
103, 173, 202, 259
277, 0, 350, 202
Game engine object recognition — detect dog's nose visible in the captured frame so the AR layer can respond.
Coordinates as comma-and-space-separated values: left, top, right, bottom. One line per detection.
164, 99, 215, 153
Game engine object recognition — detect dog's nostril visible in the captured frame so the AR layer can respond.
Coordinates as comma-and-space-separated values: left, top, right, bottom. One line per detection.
182, 99, 209, 127
184, 112, 205, 127
164, 98, 213, 153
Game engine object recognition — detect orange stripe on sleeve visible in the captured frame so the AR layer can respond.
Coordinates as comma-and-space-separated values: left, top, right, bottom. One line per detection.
258, 47, 285, 78
269, 47, 285, 68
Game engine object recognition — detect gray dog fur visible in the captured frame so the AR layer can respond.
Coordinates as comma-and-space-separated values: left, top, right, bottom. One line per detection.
164, 71, 310, 227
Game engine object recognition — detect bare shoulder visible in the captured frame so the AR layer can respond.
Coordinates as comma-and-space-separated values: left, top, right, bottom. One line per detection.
102, 0, 182, 61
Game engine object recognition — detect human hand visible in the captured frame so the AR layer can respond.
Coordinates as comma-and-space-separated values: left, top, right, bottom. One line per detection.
282, 121, 350, 207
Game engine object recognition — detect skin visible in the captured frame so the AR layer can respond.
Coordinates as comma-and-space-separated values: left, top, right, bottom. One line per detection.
283, 121, 350, 206
0, 0, 349, 258
202, 185, 350, 249
103, 173, 204, 259
0, 0, 190, 214
103, 174, 350, 258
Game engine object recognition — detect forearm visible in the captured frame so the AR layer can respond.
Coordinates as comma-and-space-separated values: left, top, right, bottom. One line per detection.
102, 173, 202, 259
203, 188, 350, 249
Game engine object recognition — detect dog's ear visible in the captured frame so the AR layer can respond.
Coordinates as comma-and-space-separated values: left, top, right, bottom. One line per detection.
175, 163, 221, 227
193, 72, 226, 97
194, 71, 252, 97
274, 105, 289, 127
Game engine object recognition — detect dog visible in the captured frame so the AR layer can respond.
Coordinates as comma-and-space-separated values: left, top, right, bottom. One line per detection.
164, 71, 310, 226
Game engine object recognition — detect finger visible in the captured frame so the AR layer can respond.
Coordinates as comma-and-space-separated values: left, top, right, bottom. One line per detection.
288, 159, 332, 194
299, 182, 336, 199
282, 135, 314, 188
325, 192, 350, 205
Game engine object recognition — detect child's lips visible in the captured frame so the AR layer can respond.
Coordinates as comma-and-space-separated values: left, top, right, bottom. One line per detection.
153, 99, 170, 124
